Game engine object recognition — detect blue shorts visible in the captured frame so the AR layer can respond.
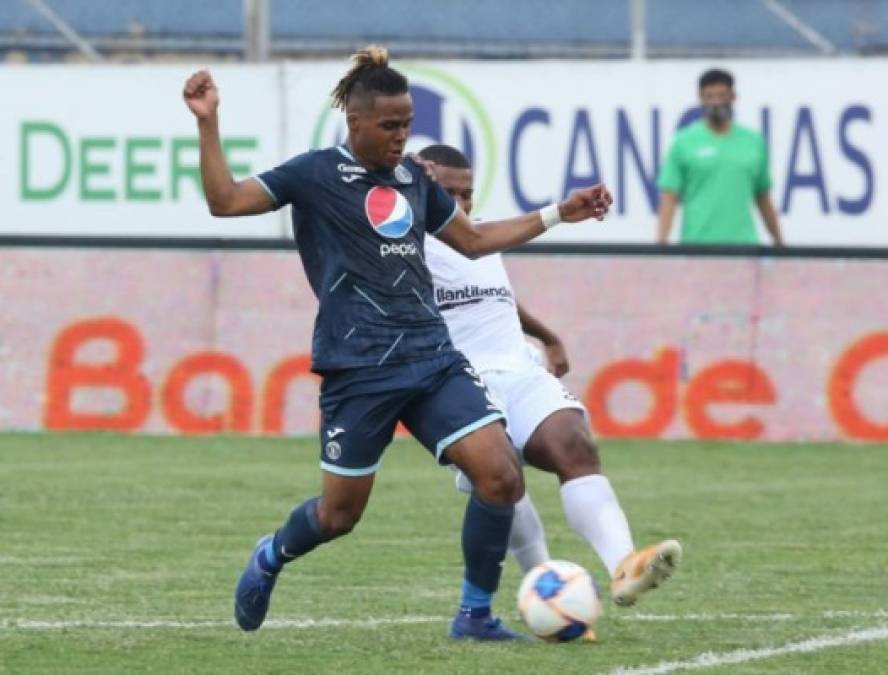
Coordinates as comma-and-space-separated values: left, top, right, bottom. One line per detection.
317, 352, 504, 476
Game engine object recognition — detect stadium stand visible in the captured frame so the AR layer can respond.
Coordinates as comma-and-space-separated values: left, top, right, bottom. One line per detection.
1, 0, 887, 61
651, 0, 887, 54
782, 0, 886, 53
649, 0, 813, 53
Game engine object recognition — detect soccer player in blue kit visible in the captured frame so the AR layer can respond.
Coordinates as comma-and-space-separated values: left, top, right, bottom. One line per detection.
182, 46, 611, 640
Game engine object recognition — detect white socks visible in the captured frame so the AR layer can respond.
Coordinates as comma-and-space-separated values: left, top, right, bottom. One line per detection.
507, 493, 551, 573
560, 474, 634, 577
505, 475, 635, 578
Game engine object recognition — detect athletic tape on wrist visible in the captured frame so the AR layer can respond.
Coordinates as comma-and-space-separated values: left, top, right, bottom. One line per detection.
540, 204, 562, 230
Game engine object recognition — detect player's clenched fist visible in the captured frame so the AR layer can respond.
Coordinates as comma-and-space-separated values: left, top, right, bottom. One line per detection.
559, 184, 613, 223
183, 69, 219, 120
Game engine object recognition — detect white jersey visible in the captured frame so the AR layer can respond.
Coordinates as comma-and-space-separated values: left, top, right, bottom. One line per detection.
425, 235, 536, 373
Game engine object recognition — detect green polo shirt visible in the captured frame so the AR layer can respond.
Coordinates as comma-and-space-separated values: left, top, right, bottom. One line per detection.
658, 120, 771, 244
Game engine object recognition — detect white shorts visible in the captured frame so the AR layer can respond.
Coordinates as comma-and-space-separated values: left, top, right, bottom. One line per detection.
453, 364, 587, 493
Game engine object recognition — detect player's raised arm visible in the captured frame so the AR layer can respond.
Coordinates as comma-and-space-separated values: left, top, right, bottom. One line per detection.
435, 184, 613, 259
183, 70, 274, 217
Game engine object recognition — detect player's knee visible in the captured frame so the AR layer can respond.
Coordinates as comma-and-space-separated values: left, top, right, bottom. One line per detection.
502, 457, 525, 503
554, 425, 601, 480
474, 452, 524, 505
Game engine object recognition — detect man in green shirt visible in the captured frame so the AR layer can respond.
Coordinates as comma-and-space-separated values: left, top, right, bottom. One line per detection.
657, 69, 783, 245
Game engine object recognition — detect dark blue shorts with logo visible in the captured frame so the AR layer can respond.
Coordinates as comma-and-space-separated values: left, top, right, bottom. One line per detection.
317, 351, 504, 476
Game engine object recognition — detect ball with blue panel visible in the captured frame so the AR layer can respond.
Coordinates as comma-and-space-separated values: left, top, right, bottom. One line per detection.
517, 560, 601, 642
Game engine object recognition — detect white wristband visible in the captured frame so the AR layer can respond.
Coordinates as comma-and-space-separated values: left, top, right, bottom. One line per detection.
540, 203, 562, 230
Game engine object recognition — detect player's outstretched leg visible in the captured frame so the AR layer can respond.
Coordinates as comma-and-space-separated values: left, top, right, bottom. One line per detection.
234, 497, 330, 631
445, 423, 528, 641
234, 472, 374, 631
523, 409, 681, 607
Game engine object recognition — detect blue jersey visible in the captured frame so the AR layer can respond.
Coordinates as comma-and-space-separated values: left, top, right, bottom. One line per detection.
255, 145, 459, 373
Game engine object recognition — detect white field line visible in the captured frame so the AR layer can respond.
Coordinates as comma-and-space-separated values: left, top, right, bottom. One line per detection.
0, 615, 448, 631
1, 609, 886, 632
610, 625, 888, 675
614, 609, 888, 622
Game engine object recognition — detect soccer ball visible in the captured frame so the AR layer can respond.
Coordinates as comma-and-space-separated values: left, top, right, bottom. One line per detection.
517, 560, 601, 641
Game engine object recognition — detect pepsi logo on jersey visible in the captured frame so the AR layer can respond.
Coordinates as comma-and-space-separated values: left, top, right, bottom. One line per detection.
365, 186, 414, 239
379, 242, 418, 257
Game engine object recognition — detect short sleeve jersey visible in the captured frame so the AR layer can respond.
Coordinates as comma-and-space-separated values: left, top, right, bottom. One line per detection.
657, 121, 771, 244
255, 145, 459, 372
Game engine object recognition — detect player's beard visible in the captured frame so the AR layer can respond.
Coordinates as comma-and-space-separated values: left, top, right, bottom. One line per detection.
703, 103, 733, 125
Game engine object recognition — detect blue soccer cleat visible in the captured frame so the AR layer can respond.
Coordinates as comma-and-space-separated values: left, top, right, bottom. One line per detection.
234, 535, 279, 631
450, 613, 529, 641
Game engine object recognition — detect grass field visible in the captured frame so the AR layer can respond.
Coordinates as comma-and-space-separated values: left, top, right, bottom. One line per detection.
1, 433, 886, 674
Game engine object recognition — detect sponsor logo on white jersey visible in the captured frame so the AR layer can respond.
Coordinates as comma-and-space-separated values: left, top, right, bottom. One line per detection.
436, 285, 514, 306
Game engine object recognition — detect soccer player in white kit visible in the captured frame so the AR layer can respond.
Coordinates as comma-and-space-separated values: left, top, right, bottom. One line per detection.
419, 145, 682, 624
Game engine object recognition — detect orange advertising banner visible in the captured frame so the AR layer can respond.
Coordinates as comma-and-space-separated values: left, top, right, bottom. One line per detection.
2, 248, 886, 442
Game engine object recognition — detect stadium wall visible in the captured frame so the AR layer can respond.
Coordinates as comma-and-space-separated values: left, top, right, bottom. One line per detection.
1, 59, 886, 246
2, 247, 887, 442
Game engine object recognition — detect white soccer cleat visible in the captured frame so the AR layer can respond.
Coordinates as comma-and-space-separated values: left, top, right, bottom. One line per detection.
610, 539, 682, 607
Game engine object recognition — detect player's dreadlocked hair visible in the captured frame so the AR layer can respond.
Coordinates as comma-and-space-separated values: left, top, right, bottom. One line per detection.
331, 45, 409, 111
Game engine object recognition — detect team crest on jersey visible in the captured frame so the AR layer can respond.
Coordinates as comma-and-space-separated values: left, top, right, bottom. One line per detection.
365, 186, 414, 238
394, 164, 413, 184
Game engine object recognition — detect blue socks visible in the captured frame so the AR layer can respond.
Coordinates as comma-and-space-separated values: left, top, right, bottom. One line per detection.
258, 497, 332, 574
258, 492, 515, 621
459, 494, 514, 615
459, 580, 492, 618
